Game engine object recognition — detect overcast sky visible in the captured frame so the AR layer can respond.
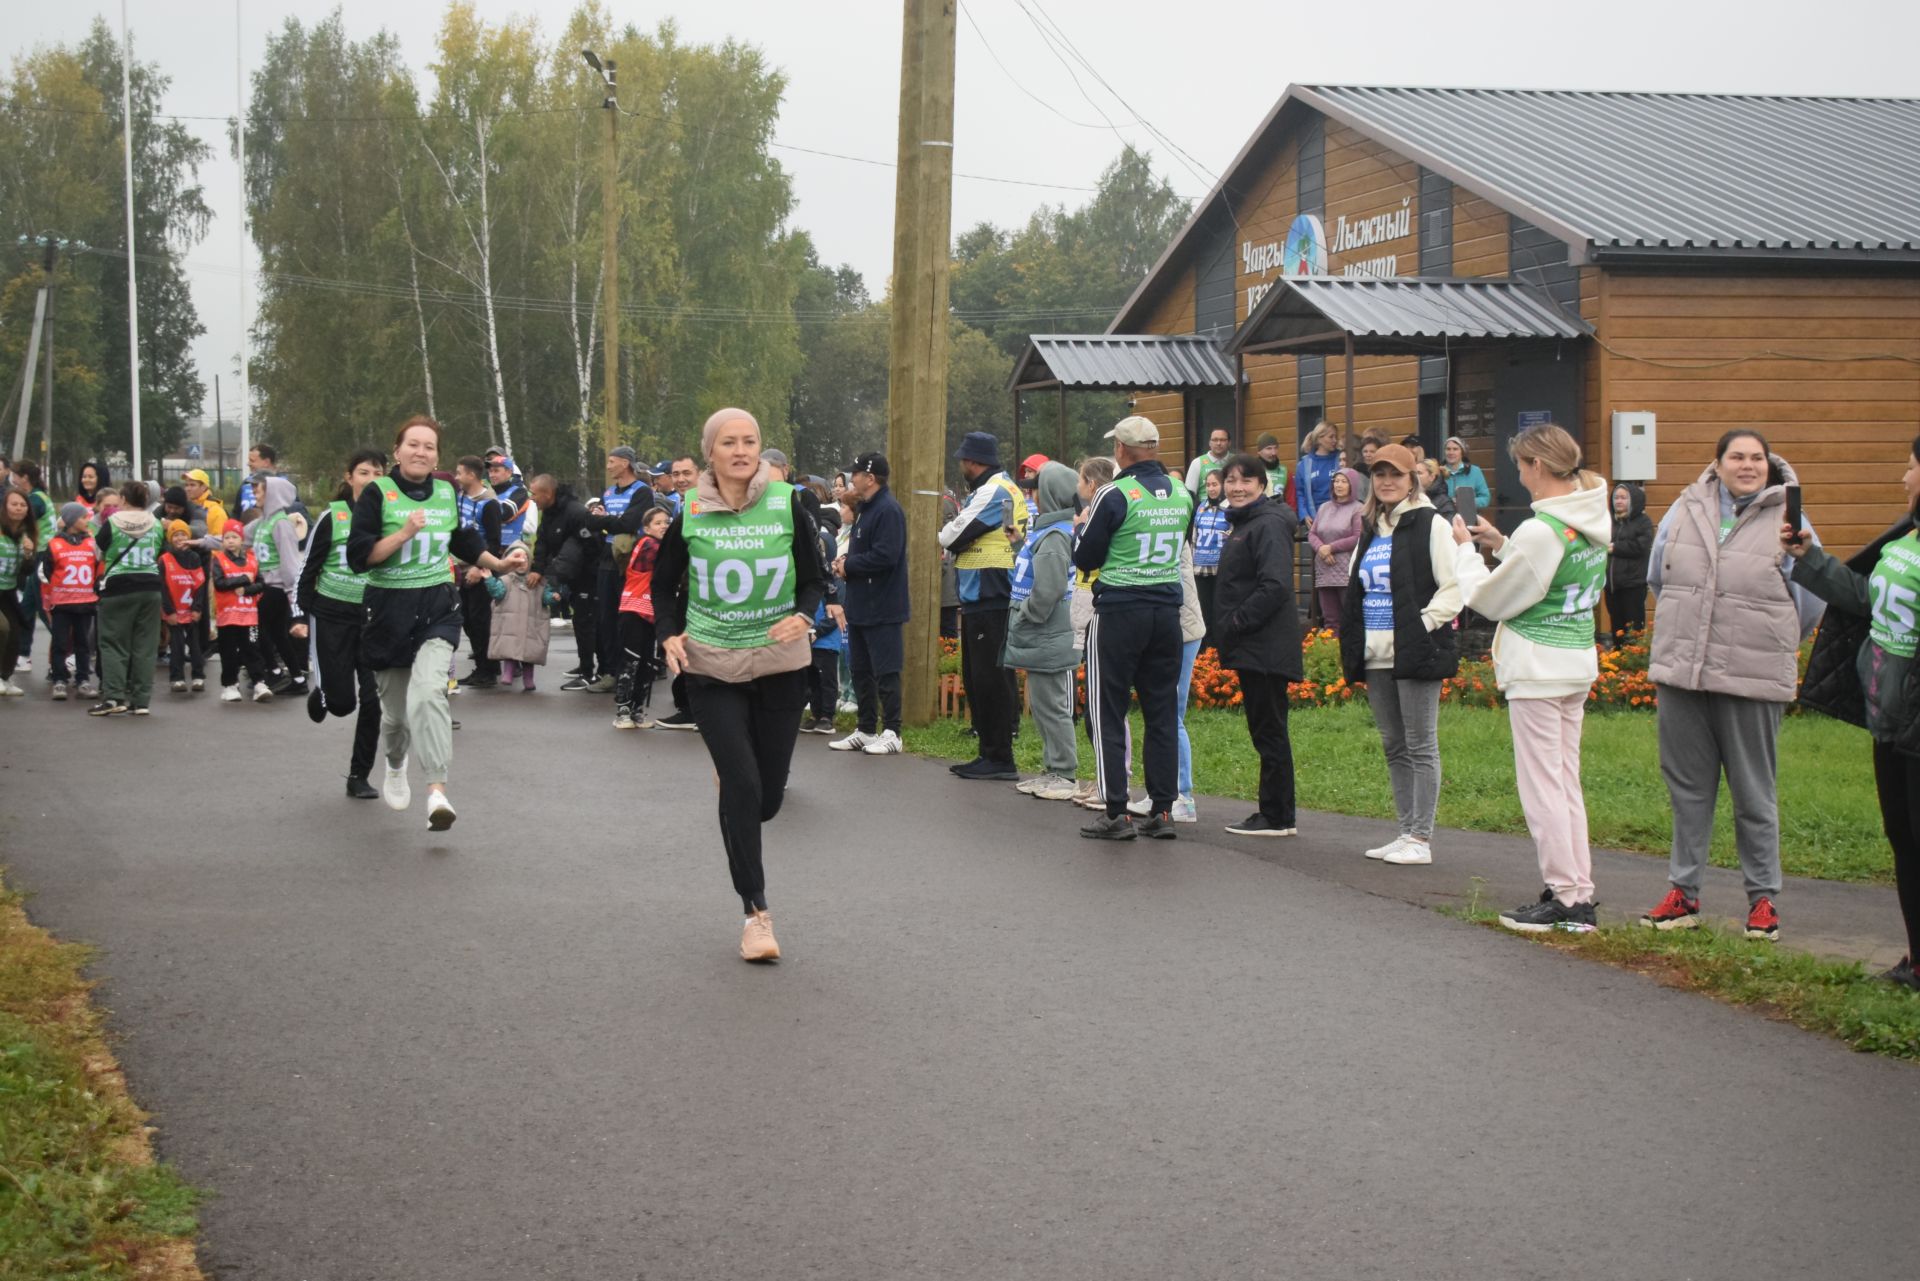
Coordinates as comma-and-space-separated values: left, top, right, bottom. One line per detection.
13, 0, 1920, 418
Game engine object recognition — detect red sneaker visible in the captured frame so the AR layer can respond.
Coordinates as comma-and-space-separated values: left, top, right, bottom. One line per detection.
1639, 886, 1700, 931
1745, 897, 1780, 942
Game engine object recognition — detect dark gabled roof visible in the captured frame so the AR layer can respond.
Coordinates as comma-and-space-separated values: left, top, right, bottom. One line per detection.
1304, 86, 1920, 259
1007, 334, 1236, 393
1111, 85, 1920, 334
1226, 277, 1591, 357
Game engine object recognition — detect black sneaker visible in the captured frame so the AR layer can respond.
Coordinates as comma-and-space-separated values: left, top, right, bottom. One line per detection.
1499, 890, 1597, 933
560, 675, 594, 692
1135, 812, 1178, 840
1224, 813, 1297, 837
1880, 957, 1920, 992
86, 700, 127, 717
1080, 812, 1136, 841
461, 673, 500, 689
345, 775, 379, 800
307, 686, 327, 724
565, 664, 587, 677
954, 757, 1019, 781
949, 756, 983, 774
266, 670, 295, 695
654, 710, 699, 731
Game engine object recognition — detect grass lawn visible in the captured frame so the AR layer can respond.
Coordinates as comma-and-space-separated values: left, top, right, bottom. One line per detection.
0, 875, 202, 1279
907, 702, 1890, 885
1452, 894, 1920, 1059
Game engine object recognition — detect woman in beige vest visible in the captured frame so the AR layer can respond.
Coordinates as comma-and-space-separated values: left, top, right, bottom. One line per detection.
1640, 430, 1824, 942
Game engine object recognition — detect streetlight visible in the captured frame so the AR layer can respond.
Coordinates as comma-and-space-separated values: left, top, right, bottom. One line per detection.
583, 48, 619, 454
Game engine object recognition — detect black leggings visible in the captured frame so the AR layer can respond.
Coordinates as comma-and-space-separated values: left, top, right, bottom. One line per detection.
256, 587, 306, 676
0, 592, 23, 680
314, 612, 382, 780
687, 667, 808, 913
1873, 741, 1920, 962
460, 580, 498, 678
217, 624, 272, 688
167, 614, 206, 680
615, 612, 656, 717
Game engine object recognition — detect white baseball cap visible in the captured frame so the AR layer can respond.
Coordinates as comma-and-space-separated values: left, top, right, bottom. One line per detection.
1104, 415, 1160, 446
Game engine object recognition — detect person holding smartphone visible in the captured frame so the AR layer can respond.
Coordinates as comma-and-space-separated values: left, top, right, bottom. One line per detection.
1640, 430, 1823, 941
1450, 425, 1612, 930
1787, 437, 1920, 989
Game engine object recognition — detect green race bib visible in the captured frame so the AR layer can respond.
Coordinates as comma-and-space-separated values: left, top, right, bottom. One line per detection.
683, 481, 798, 649
317, 501, 367, 605
253, 509, 287, 571
0, 533, 21, 591
1099, 479, 1193, 589
368, 477, 459, 590
1506, 513, 1608, 649
101, 523, 164, 583
1868, 533, 1920, 659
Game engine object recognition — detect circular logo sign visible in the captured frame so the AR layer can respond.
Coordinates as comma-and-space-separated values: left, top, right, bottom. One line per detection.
1283, 214, 1327, 277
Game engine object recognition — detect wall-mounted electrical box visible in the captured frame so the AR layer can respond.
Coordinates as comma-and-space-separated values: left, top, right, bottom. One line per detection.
1611, 411, 1657, 481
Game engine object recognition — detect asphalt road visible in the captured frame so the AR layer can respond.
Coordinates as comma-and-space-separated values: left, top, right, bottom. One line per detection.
2, 633, 1916, 1280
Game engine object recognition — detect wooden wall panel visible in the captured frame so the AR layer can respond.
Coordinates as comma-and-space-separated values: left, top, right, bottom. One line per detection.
1321, 124, 1420, 279
1599, 272, 1920, 552
1453, 190, 1508, 278
1243, 354, 1297, 448
1232, 135, 1301, 326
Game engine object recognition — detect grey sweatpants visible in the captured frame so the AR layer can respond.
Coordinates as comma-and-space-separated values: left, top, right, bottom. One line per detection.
1655, 684, 1784, 903
1024, 667, 1078, 777
1366, 674, 1443, 840
375, 637, 455, 787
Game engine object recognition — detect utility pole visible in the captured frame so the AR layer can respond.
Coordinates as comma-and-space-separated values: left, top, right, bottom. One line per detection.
235, 0, 251, 484
12, 239, 55, 462
886, 0, 957, 728
214, 373, 225, 490
583, 48, 619, 452
121, 0, 145, 481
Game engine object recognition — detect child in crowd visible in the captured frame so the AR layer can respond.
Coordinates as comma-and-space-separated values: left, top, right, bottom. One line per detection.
490, 538, 547, 693
209, 523, 274, 702
612, 508, 671, 729
804, 500, 844, 733
160, 520, 207, 692
1008, 461, 1081, 801
43, 503, 100, 701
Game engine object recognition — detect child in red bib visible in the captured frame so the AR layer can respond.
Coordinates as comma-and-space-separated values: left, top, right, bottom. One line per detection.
209, 525, 274, 701
160, 520, 208, 692
42, 503, 100, 699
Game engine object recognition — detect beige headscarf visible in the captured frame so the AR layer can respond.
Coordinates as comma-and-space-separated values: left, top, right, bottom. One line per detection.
700, 407, 759, 458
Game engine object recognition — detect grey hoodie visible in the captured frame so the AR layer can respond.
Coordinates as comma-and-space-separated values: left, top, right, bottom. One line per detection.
1003, 462, 1079, 674
257, 475, 309, 593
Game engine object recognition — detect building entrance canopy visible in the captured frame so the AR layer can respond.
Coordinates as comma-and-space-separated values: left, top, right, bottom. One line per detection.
1226, 276, 1591, 357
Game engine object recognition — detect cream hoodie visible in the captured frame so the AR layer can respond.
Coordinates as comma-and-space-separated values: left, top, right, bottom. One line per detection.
1452, 480, 1612, 700
1362, 492, 1465, 670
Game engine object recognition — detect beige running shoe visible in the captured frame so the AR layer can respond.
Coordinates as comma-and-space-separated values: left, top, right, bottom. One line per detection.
741, 910, 780, 962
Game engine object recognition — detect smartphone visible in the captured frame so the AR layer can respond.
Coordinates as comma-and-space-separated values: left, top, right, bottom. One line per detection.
1784, 484, 1803, 543
1453, 486, 1479, 530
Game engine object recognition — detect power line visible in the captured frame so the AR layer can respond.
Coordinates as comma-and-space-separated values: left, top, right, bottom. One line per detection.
956, 0, 1139, 133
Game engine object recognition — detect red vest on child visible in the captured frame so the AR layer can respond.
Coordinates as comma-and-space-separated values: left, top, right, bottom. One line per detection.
212, 548, 260, 627
161, 550, 205, 623
45, 538, 100, 607
619, 536, 658, 619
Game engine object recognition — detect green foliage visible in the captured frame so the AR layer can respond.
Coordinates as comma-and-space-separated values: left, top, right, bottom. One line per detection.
907, 701, 1892, 885
0, 24, 210, 485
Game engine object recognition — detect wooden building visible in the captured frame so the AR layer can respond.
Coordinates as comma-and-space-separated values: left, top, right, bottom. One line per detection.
1011, 87, 1920, 552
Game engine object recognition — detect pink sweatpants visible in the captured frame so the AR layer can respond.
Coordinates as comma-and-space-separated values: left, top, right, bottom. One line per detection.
1509, 692, 1594, 906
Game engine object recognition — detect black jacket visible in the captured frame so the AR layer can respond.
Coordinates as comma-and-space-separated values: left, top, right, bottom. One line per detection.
1797, 517, 1920, 755
843, 484, 909, 626
1212, 497, 1302, 677
1340, 505, 1460, 685
1607, 484, 1654, 593
345, 467, 489, 669
530, 486, 597, 588
580, 477, 657, 565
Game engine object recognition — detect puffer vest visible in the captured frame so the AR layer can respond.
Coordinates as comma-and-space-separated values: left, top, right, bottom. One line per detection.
1649, 476, 1800, 702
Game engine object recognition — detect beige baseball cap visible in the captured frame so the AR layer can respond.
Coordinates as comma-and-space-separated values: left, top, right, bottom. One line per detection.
1104, 415, 1160, 446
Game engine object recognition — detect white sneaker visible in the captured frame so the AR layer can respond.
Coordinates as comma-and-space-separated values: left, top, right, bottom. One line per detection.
220, 685, 242, 703
426, 789, 456, 831
1034, 774, 1080, 802
1382, 838, 1433, 866
1015, 774, 1045, 794
253, 683, 274, 703
0, 679, 23, 697
1125, 795, 1151, 816
1171, 794, 1197, 824
612, 711, 637, 730
861, 729, 902, 755
829, 729, 876, 752
383, 757, 411, 811
1365, 835, 1410, 860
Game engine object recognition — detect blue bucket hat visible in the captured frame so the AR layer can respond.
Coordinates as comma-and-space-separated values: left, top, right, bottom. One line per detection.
954, 432, 1001, 467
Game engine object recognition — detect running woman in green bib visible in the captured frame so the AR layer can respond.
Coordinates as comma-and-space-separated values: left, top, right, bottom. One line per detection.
347, 416, 527, 831
295, 448, 388, 800
1788, 436, 1920, 990
655, 407, 829, 962
1452, 424, 1612, 932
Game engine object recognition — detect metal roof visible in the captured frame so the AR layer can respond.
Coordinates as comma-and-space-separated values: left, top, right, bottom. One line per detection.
1007, 334, 1236, 392
1227, 277, 1591, 357
1301, 86, 1920, 259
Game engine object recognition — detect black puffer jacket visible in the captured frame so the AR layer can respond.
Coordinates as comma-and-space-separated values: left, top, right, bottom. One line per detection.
1608, 483, 1654, 593
1796, 517, 1920, 756
530, 485, 597, 589
1212, 496, 1302, 677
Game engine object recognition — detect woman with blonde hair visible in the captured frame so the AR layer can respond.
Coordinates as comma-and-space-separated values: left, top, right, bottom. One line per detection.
1451, 424, 1611, 930
1295, 421, 1343, 531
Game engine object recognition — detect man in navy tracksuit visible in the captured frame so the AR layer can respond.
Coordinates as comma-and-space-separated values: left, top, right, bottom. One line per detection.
577, 446, 655, 692
1072, 416, 1193, 840
828, 451, 909, 754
